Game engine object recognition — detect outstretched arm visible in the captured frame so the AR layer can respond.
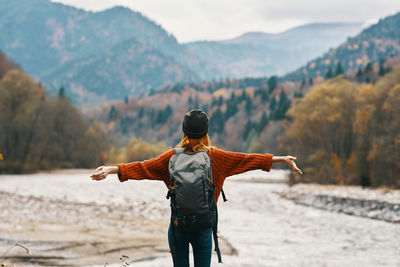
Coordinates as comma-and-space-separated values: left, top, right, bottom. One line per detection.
272, 155, 303, 174
209, 147, 274, 177
209, 147, 302, 178
90, 149, 174, 184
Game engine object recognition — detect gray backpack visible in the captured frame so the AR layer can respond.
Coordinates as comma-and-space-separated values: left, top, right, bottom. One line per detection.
166, 147, 227, 263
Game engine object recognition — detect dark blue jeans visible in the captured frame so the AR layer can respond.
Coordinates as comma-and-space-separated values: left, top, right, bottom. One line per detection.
168, 223, 213, 267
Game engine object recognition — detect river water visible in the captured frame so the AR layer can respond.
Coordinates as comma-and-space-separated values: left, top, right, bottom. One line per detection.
0, 170, 399, 266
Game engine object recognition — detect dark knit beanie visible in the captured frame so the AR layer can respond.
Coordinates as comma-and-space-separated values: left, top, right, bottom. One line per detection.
182, 109, 209, 139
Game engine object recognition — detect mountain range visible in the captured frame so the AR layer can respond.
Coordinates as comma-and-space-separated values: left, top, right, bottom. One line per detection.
184, 22, 365, 79
0, 0, 367, 104
284, 12, 400, 81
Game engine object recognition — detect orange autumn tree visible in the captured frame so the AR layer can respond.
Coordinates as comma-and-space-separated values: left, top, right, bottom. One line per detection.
282, 77, 358, 185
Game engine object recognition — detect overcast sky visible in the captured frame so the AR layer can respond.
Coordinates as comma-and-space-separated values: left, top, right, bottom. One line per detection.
52, 0, 400, 43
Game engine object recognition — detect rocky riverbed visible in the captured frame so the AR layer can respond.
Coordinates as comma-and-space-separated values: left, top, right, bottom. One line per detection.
0, 170, 399, 266
279, 183, 400, 223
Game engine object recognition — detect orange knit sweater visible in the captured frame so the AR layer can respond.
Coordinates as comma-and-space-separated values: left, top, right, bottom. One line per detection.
117, 147, 273, 203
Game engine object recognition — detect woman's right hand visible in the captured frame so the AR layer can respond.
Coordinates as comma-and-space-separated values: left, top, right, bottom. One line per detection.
91, 166, 115, 181
272, 155, 303, 175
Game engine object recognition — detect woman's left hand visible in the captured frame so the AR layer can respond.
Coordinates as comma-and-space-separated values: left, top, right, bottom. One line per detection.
284, 156, 303, 174
90, 166, 118, 181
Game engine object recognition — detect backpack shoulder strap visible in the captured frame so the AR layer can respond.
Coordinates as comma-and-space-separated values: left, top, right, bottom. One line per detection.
221, 188, 228, 202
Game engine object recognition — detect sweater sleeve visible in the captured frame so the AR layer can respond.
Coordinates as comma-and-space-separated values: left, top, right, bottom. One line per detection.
117, 149, 174, 186
209, 147, 273, 178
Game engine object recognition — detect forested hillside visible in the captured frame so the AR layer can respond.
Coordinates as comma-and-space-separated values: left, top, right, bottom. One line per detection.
89, 54, 400, 189
89, 75, 290, 153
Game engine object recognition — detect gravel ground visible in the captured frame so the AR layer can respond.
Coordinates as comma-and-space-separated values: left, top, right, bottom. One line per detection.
279, 183, 400, 223
1, 170, 400, 266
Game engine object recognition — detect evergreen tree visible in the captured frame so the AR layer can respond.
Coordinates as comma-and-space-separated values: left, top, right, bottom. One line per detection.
258, 111, 269, 132
269, 96, 277, 112
297, 78, 306, 98
325, 67, 333, 79
207, 84, 214, 93
301, 78, 306, 90
240, 90, 247, 101
261, 88, 268, 101
124, 95, 129, 104
138, 106, 145, 118
230, 91, 236, 102
335, 62, 344, 76
58, 86, 65, 98
364, 62, 373, 73
356, 67, 363, 78
108, 105, 118, 121
193, 95, 199, 109
225, 98, 238, 120
210, 108, 225, 134
274, 90, 291, 120
243, 120, 254, 140
156, 105, 173, 124
268, 76, 278, 94
378, 58, 386, 76
308, 77, 313, 86
294, 91, 303, 98
245, 95, 253, 115
218, 95, 223, 106
211, 96, 217, 107
201, 104, 209, 114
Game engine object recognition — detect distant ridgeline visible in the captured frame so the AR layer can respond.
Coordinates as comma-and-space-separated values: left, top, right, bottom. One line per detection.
283, 12, 400, 83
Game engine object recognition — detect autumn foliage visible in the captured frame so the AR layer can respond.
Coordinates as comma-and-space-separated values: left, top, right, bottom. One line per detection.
0, 69, 110, 173
283, 66, 400, 188
107, 137, 169, 164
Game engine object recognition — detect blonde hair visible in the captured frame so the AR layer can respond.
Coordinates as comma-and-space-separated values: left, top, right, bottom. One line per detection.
179, 134, 211, 152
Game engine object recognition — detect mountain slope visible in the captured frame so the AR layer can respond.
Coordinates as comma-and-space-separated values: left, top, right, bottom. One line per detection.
0, 0, 194, 103
283, 12, 400, 81
42, 38, 197, 104
183, 23, 366, 79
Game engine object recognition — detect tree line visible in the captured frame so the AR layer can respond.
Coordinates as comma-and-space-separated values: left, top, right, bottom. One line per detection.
0, 66, 168, 173
0, 69, 112, 173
